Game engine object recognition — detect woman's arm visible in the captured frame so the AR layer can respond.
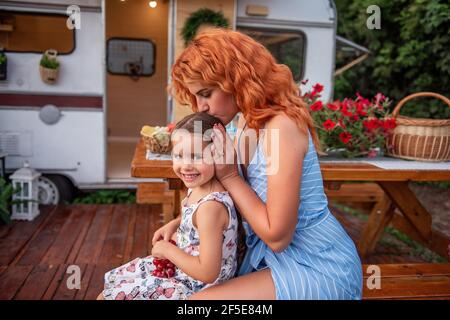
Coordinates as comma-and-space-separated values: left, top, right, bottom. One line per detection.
152, 200, 228, 283
213, 114, 307, 252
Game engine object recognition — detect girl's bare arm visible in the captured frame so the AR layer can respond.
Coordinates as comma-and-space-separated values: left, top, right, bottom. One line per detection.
161, 200, 228, 283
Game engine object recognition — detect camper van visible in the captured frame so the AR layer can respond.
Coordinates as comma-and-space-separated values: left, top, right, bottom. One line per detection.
0, 0, 363, 204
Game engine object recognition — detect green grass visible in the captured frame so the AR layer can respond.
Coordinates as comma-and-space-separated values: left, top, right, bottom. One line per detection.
412, 181, 450, 189
332, 202, 446, 263
69, 189, 136, 204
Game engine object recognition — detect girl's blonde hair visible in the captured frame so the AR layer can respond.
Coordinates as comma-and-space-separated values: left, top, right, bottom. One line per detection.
170, 27, 320, 150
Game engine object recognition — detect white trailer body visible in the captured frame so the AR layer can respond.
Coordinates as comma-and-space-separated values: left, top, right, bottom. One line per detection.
0, 0, 338, 203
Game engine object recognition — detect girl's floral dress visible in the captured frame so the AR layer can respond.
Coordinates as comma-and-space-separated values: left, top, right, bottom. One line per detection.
102, 190, 239, 300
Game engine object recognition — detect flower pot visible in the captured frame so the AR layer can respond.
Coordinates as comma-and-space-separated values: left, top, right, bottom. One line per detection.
39, 65, 59, 84
39, 49, 60, 85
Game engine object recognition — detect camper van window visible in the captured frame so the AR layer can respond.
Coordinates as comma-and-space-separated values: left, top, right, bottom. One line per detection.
237, 27, 305, 82
0, 10, 75, 54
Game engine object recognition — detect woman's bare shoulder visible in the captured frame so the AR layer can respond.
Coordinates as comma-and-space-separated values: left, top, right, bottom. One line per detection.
264, 113, 308, 155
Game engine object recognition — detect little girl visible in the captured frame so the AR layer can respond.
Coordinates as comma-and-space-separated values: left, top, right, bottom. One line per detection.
100, 113, 242, 300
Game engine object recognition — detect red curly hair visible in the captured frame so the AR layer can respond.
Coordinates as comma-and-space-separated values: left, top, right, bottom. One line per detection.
170, 28, 320, 150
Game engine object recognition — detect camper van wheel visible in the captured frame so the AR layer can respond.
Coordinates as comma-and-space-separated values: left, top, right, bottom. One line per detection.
38, 175, 75, 205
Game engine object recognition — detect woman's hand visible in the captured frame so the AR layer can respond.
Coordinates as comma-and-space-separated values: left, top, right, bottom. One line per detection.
151, 217, 180, 245
211, 123, 240, 183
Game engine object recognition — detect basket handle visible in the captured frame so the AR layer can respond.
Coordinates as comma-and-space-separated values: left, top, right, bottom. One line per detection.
392, 92, 450, 117
44, 49, 58, 60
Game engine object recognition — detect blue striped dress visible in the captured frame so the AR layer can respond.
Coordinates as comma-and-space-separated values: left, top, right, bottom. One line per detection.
235, 124, 363, 300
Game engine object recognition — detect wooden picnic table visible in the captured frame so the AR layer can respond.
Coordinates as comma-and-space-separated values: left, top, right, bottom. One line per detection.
131, 138, 450, 260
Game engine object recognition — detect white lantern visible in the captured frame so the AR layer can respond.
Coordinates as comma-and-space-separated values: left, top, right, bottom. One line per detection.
10, 162, 41, 221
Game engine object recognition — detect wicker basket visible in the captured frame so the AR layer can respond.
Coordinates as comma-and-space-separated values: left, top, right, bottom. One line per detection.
386, 92, 450, 162
142, 135, 171, 154
39, 49, 59, 84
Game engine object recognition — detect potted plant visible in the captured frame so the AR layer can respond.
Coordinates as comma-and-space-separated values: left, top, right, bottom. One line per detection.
0, 49, 7, 81
39, 49, 60, 84
302, 81, 397, 158
0, 177, 21, 225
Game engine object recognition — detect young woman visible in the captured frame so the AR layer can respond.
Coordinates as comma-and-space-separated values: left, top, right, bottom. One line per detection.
170, 28, 363, 300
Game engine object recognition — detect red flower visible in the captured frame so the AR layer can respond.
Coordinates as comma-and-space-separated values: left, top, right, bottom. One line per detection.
363, 119, 380, 131
356, 101, 368, 116
312, 83, 324, 93
339, 132, 352, 144
327, 102, 340, 111
323, 119, 336, 131
338, 119, 346, 129
382, 118, 396, 130
340, 99, 353, 117
375, 93, 386, 105
310, 100, 323, 111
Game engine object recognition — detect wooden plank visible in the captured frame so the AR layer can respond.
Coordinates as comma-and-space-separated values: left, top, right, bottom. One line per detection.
0, 265, 7, 276
40, 205, 93, 265
52, 264, 88, 300
41, 264, 68, 300
83, 264, 116, 300
0, 206, 56, 265
363, 275, 450, 299
75, 205, 114, 264
320, 162, 450, 182
14, 264, 59, 300
363, 264, 450, 278
121, 205, 137, 263
13, 206, 70, 266
325, 182, 384, 202
74, 264, 96, 300
148, 204, 163, 255
0, 265, 34, 300
131, 205, 150, 259
97, 205, 131, 267
66, 206, 97, 263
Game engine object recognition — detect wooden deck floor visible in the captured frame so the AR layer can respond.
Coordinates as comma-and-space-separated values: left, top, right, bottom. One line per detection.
0, 204, 163, 300
0, 204, 448, 299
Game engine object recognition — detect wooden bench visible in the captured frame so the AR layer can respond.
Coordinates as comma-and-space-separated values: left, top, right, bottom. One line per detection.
362, 263, 450, 300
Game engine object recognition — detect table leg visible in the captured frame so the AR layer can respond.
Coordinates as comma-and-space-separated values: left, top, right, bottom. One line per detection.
358, 194, 396, 258
359, 181, 434, 259
378, 181, 432, 243
168, 178, 184, 219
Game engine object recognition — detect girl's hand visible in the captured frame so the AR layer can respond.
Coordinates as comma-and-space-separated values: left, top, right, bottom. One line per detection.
151, 240, 171, 259
211, 123, 240, 183
152, 218, 180, 245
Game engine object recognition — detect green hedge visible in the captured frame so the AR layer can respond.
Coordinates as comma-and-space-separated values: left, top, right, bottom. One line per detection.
334, 0, 450, 119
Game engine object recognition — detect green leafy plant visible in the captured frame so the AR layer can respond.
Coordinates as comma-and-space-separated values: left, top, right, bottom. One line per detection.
40, 53, 60, 69
0, 51, 6, 65
72, 190, 136, 204
0, 177, 23, 224
181, 8, 229, 46
335, 0, 450, 120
